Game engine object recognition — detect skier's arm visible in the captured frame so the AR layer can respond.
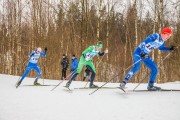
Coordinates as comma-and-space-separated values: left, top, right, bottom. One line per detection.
159, 43, 171, 51
82, 46, 94, 55
28, 51, 35, 58
40, 48, 47, 57
40, 51, 47, 57
98, 52, 104, 56
98, 49, 108, 56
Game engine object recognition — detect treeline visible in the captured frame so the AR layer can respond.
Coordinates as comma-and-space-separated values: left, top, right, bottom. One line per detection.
0, 0, 179, 83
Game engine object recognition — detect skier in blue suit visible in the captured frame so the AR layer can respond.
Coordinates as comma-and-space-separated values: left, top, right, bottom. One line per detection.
16, 47, 47, 88
120, 27, 175, 91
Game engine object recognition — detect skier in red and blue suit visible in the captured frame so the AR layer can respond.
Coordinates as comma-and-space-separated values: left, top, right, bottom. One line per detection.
120, 27, 175, 91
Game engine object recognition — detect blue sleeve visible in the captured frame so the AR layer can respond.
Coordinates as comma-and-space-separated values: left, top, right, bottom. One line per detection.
40, 51, 47, 57
159, 43, 171, 51
143, 34, 158, 44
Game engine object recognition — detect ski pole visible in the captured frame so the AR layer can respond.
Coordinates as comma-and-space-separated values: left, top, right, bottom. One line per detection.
41, 57, 47, 85
51, 69, 77, 91
133, 52, 172, 91
89, 58, 142, 95
84, 80, 89, 88
97, 53, 106, 67
51, 59, 87, 91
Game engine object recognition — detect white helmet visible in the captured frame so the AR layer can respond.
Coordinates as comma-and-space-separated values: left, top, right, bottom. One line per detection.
37, 47, 42, 52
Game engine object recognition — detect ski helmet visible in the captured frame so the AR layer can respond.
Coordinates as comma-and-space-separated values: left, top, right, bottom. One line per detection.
97, 41, 103, 48
161, 27, 173, 35
37, 47, 42, 52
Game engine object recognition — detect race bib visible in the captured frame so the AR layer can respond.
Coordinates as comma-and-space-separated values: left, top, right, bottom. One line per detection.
85, 53, 92, 61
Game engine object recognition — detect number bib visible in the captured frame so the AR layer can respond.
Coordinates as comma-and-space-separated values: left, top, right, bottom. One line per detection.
140, 39, 164, 54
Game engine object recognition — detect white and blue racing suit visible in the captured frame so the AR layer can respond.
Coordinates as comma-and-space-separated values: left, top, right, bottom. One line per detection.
20, 50, 47, 81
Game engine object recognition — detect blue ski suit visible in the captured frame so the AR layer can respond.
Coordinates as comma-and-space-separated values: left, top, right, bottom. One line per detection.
20, 50, 47, 81
123, 33, 172, 87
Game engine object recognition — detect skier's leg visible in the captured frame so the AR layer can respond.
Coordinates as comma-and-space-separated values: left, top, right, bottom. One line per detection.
143, 57, 160, 90
83, 72, 87, 81
33, 65, 42, 85
20, 63, 33, 81
123, 55, 141, 83
86, 63, 97, 88
16, 63, 32, 88
88, 73, 91, 81
120, 54, 141, 88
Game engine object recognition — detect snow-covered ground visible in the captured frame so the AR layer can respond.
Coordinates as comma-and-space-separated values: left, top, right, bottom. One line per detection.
0, 74, 180, 120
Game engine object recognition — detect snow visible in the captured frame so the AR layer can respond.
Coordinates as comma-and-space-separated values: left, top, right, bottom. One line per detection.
0, 74, 180, 120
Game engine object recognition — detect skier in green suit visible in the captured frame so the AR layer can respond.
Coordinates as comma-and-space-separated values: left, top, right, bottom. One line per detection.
66, 41, 108, 88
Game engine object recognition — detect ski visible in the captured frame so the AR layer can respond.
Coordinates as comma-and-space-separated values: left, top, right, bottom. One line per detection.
126, 89, 180, 92
63, 86, 73, 92
22, 85, 56, 86
74, 87, 119, 90
117, 87, 126, 93
74, 86, 126, 93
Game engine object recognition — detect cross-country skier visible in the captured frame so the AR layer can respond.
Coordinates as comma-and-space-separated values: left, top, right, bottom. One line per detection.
65, 41, 108, 88
119, 27, 175, 91
16, 47, 47, 88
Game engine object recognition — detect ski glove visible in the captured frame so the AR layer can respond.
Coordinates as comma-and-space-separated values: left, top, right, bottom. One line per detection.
104, 49, 108, 54
170, 45, 176, 51
44, 47, 47, 52
30, 53, 35, 58
140, 52, 148, 59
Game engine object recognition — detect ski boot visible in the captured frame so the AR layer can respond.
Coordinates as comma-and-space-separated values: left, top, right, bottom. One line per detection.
16, 80, 22, 88
119, 81, 126, 89
65, 81, 71, 88
147, 85, 161, 91
89, 84, 98, 88
34, 79, 41, 86
34, 83, 41, 86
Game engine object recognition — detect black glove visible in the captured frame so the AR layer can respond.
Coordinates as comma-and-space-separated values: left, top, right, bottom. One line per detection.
140, 52, 148, 59
170, 45, 176, 51
44, 47, 47, 52
30, 53, 35, 57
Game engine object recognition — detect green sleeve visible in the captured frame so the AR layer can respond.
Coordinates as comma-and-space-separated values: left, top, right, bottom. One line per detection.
82, 46, 94, 54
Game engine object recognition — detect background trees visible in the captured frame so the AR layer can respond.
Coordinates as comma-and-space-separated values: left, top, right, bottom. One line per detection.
0, 0, 179, 83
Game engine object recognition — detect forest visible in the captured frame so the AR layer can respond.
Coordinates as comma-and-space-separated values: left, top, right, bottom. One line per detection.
0, 0, 180, 83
